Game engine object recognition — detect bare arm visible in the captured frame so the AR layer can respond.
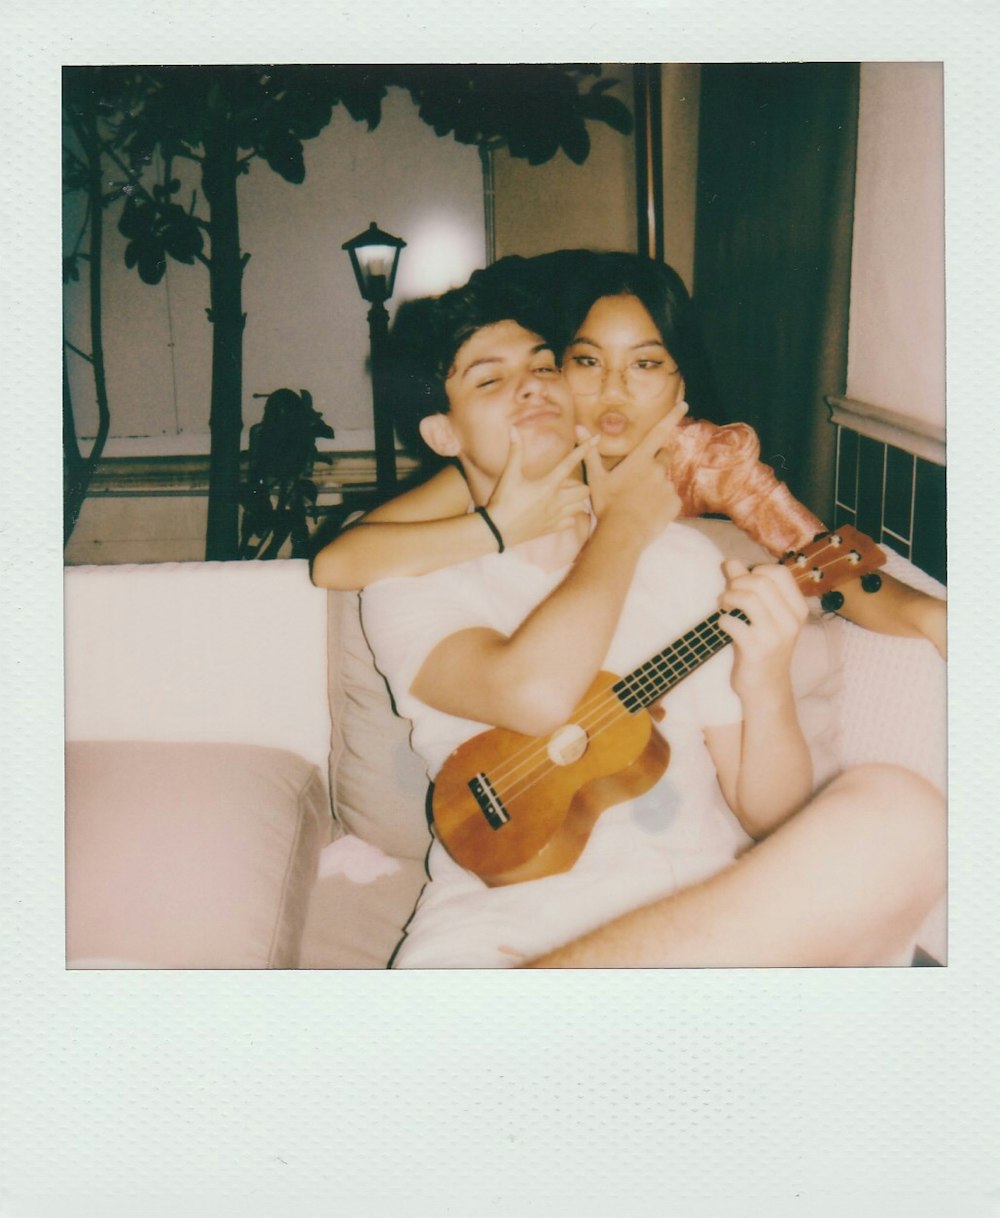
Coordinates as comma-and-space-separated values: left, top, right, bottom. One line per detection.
411, 445, 682, 737
311, 466, 473, 589
311, 434, 594, 590
704, 561, 813, 838
673, 419, 947, 657
835, 573, 946, 658
674, 419, 826, 552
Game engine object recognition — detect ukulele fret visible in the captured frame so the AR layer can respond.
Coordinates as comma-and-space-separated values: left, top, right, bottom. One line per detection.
613, 610, 749, 712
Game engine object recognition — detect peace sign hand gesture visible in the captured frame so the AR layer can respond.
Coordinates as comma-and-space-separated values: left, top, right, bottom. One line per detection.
576, 401, 687, 546
485, 427, 597, 547
578, 400, 688, 518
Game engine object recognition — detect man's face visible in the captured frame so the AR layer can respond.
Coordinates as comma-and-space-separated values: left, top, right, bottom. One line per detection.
421, 321, 577, 490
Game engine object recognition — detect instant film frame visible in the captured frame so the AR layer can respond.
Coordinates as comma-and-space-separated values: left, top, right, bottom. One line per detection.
4, 3, 998, 1214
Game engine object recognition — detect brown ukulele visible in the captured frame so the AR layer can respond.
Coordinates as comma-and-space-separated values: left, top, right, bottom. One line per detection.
430, 527, 885, 887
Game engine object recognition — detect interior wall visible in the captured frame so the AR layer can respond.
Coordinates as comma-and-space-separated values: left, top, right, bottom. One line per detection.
846, 62, 945, 429
491, 64, 698, 274
63, 86, 486, 455
492, 67, 636, 260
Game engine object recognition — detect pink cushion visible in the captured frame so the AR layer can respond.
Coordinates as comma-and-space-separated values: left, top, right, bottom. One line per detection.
66, 741, 329, 969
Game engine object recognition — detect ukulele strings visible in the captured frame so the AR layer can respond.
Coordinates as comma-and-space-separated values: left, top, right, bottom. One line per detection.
478, 541, 862, 811
493, 614, 732, 810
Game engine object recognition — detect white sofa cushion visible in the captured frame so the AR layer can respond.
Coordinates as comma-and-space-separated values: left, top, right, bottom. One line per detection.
327, 589, 433, 861
64, 560, 333, 778
66, 741, 329, 969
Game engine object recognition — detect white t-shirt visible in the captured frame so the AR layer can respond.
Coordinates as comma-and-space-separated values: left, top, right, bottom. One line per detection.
361, 520, 750, 968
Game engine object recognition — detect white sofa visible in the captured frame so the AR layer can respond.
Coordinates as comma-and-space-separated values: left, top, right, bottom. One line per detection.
64, 520, 947, 969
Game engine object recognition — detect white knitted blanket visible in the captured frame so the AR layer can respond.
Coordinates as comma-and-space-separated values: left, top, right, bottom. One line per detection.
835, 546, 946, 794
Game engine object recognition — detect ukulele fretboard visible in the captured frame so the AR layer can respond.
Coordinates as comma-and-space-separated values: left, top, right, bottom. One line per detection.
613, 609, 749, 713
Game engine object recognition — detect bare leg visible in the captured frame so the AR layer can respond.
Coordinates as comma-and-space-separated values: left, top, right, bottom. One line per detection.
525, 764, 945, 968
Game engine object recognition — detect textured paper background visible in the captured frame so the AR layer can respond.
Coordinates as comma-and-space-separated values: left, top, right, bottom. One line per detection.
3, 3, 999, 1214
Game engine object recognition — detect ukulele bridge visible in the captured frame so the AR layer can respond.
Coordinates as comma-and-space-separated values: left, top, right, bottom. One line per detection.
469, 773, 510, 830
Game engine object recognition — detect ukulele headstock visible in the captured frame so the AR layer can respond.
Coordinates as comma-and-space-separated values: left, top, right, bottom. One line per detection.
780, 526, 886, 597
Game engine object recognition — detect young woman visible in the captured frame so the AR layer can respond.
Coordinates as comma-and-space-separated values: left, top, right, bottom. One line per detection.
312, 251, 945, 655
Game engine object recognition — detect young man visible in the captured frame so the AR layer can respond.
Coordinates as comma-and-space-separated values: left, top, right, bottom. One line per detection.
360, 280, 944, 969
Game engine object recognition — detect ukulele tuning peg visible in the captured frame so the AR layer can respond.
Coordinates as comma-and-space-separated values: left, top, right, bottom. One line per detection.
812, 532, 828, 543
820, 590, 845, 613
860, 573, 883, 594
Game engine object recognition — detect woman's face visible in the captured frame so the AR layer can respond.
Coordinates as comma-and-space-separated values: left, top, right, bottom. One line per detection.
562, 293, 686, 469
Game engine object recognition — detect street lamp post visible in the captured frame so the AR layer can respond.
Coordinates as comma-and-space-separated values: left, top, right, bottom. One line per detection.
342, 221, 407, 500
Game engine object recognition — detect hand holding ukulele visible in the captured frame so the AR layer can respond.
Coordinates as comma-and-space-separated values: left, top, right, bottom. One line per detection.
716, 559, 809, 701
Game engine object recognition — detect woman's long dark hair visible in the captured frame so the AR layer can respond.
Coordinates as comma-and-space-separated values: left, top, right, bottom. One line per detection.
389, 249, 721, 465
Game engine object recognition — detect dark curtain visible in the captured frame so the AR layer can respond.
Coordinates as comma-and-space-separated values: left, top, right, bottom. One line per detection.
692, 62, 860, 521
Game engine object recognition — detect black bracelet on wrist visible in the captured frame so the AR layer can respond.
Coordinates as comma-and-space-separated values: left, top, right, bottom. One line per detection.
475, 505, 505, 553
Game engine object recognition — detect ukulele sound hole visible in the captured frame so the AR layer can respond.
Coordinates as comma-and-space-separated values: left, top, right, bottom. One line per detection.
547, 723, 589, 766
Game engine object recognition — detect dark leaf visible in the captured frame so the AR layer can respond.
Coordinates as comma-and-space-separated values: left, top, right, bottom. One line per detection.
509, 126, 560, 165
258, 127, 306, 183
117, 196, 149, 239
62, 152, 90, 193
332, 68, 388, 129
394, 64, 631, 166
559, 121, 591, 166
579, 89, 634, 135
137, 239, 167, 284
268, 74, 335, 140
162, 210, 204, 263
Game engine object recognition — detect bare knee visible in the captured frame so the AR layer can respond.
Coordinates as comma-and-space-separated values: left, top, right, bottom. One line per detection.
829, 763, 943, 819
830, 762, 942, 810
824, 763, 945, 889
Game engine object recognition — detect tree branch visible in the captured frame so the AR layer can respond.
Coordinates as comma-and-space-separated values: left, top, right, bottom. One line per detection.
64, 339, 94, 365
68, 196, 93, 260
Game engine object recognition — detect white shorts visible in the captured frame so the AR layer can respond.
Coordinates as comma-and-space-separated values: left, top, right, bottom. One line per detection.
392, 793, 747, 969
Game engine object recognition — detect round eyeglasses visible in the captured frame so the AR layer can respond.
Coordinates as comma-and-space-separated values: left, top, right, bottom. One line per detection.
563, 355, 680, 397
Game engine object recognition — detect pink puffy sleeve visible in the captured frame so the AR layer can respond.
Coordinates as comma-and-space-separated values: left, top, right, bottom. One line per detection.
670, 418, 826, 557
